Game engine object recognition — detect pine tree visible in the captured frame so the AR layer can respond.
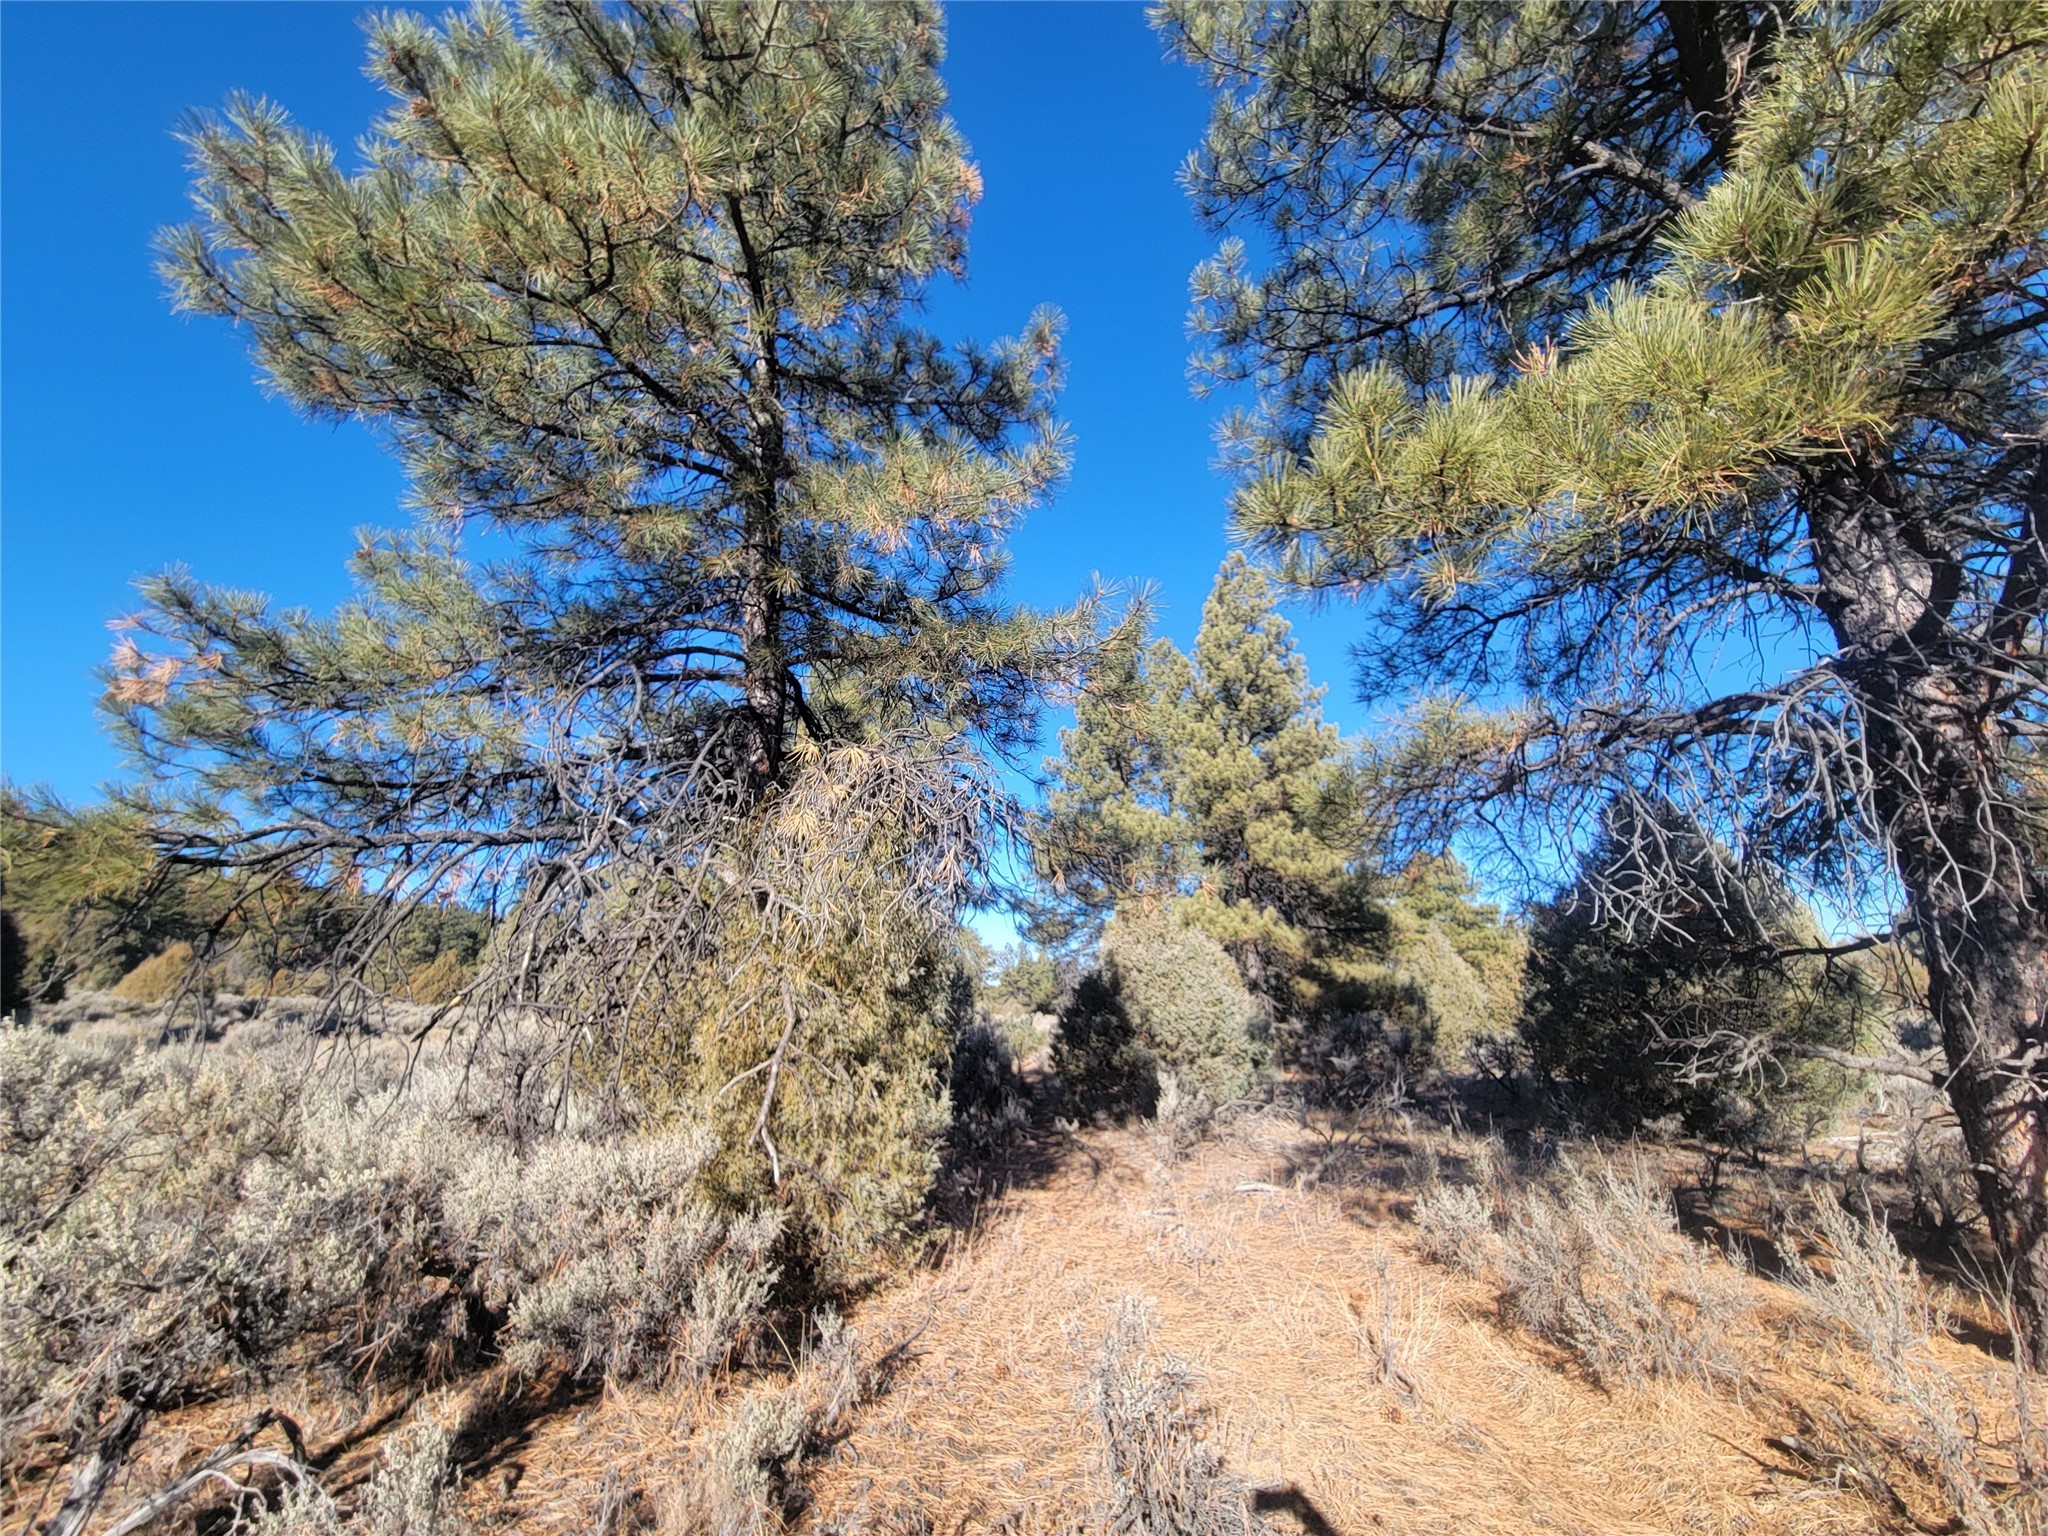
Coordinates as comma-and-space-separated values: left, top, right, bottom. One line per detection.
1178, 1, 2048, 1350
1158, 1, 1782, 438
108, 2, 1087, 1264
1031, 612, 1185, 940
1165, 553, 1375, 1011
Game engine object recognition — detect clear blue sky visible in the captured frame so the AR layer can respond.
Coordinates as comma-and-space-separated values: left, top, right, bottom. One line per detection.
1, 1, 1375, 806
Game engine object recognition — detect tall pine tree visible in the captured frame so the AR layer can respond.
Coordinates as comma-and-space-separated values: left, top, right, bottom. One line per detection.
1167, 553, 1369, 1005
108, 2, 1089, 1257
1030, 612, 1185, 940
1178, 1, 2048, 1350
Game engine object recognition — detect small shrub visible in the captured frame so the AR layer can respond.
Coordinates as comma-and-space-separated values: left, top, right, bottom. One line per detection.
948, 1020, 1028, 1158
444, 1127, 782, 1384
0, 1025, 782, 1533
1787, 1192, 2046, 1535
1151, 1071, 1216, 1162
1491, 1156, 1748, 1389
682, 1310, 867, 1536
1054, 969, 1155, 1119
1409, 1149, 1748, 1390
249, 1415, 468, 1536
1056, 906, 1263, 1119
1412, 1183, 1494, 1274
1087, 1295, 1255, 1536
1901, 1117, 1979, 1239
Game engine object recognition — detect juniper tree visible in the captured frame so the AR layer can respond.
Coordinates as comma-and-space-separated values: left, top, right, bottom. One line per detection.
110, 2, 1087, 1254
1174, 1, 2048, 1351
1522, 801, 1870, 1142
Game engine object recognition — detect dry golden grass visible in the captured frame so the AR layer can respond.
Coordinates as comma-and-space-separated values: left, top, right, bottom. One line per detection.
795, 1114, 1895, 1536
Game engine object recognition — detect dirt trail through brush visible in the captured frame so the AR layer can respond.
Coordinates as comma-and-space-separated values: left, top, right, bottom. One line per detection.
792, 1114, 1871, 1536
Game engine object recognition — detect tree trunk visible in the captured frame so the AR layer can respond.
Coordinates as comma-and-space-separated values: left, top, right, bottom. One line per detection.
1813, 466, 2048, 1361
732, 198, 788, 800
1913, 877, 2048, 1365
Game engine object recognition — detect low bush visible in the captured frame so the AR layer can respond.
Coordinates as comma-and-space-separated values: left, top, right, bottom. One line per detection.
681, 1309, 866, 1536
1410, 1150, 1749, 1390
1055, 906, 1264, 1120
948, 1018, 1029, 1159
0, 1023, 781, 1535
1087, 1296, 1255, 1536
1787, 1192, 2046, 1535
251, 1416, 469, 1536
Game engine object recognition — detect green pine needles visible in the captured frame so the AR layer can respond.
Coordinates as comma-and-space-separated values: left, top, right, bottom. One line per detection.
108, 1, 1095, 1275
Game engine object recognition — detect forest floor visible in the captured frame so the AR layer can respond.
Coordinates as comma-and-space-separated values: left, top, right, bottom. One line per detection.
58, 1046, 2032, 1536
414, 1101, 2012, 1534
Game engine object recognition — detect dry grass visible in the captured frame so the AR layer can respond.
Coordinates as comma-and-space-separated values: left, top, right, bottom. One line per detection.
10, 1021, 2037, 1536
793, 1113, 1909, 1536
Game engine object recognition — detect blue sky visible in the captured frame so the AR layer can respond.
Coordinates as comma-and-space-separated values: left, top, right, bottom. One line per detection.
1, 2, 1376, 811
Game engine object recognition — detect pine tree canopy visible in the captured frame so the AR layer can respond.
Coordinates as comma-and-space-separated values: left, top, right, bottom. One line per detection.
1037, 554, 1381, 1010
114, 1, 1089, 903
1168, 553, 1355, 931
1158, 1, 1781, 441
1030, 606, 1185, 937
1172, 0, 2048, 1352
1227, 0, 2048, 903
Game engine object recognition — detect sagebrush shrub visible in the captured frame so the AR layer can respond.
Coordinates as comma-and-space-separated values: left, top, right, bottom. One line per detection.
1788, 1192, 2046, 1535
682, 1308, 866, 1536
250, 1416, 468, 1536
1412, 1183, 1494, 1274
1410, 1151, 1748, 1390
0, 1023, 780, 1530
1087, 1295, 1255, 1536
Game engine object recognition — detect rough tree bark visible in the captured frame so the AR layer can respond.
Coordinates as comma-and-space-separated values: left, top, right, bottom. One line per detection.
1814, 459, 2048, 1362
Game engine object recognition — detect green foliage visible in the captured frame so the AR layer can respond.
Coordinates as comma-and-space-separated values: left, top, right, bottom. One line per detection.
1040, 555, 1388, 1023
990, 941, 1062, 1015
1032, 610, 1187, 940
0, 786, 198, 999
1521, 804, 1872, 1141
131, 0, 1082, 827
1165, 554, 1367, 1002
1170, 0, 2048, 1348
1380, 857, 1527, 1063
1158, 1, 1766, 429
1055, 904, 1265, 1118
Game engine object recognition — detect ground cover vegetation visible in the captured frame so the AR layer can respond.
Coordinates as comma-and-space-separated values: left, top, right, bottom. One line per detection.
3, 0, 2047, 1530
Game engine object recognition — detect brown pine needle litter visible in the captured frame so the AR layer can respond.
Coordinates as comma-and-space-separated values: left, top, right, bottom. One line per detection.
40, 1102, 2034, 1536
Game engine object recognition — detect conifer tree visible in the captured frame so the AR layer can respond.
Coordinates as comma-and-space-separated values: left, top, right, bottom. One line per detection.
1166, 553, 1368, 1003
105, 2, 1087, 1255
1158, 1, 1783, 438
1031, 613, 1185, 940
1175, 1, 2048, 1350
1522, 800, 1869, 1141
